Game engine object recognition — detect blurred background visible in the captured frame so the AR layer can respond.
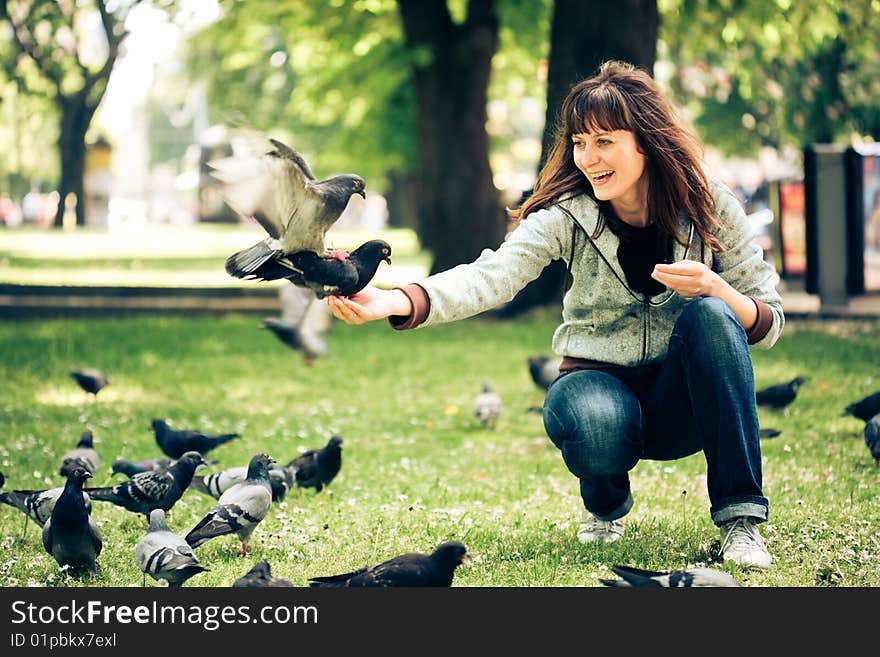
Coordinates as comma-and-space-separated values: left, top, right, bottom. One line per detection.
0, 0, 878, 313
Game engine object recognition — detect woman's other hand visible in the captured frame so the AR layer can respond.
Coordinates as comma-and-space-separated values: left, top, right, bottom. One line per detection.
651, 261, 722, 298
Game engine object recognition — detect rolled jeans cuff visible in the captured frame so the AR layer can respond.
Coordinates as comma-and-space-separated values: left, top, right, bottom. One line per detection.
711, 502, 768, 526
590, 491, 633, 522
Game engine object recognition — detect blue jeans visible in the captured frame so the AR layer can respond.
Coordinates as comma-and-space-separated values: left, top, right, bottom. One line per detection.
543, 297, 768, 527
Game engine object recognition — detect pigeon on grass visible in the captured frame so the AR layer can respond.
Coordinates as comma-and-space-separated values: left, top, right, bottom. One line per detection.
59, 429, 100, 477
759, 428, 782, 439
185, 452, 275, 557
474, 383, 503, 428
754, 376, 806, 410
599, 564, 741, 588
112, 457, 173, 478
527, 355, 562, 391
42, 468, 102, 576
262, 283, 335, 366
308, 541, 469, 587
152, 419, 239, 459
135, 509, 210, 588
0, 479, 91, 530
864, 414, 880, 467
190, 464, 290, 503
285, 436, 343, 493
70, 369, 111, 398
85, 451, 208, 520
844, 391, 880, 422
212, 136, 365, 282
232, 560, 293, 587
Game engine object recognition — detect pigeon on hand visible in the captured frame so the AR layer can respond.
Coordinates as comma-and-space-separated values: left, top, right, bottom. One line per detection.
474, 383, 503, 428
59, 429, 100, 477
599, 564, 741, 587
844, 391, 880, 422
151, 418, 240, 459
212, 136, 366, 282
232, 560, 293, 587
70, 368, 111, 397
111, 457, 173, 478
135, 509, 210, 588
285, 436, 343, 493
185, 452, 275, 557
308, 540, 469, 587
0, 480, 91, 529
190, 464, 290, 503
282, 239, 392, 298
864, 413, 880, 467
85, 451, 208, 519
42, 468, 102, 575
527, 355, 562, 391
262, 283, 335, 366
755, 376, 806, 410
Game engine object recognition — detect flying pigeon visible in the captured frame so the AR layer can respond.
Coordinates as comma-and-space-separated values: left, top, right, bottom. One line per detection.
474, 383, 503, 428
190, 464, 290, 503
281, 239, 392, 298
135, 509, 210, 588
527, 355, 561, 391
844, 391, 880, 422
599, 564, 741, 587
70, 368, 111, 397
212, 136, 366, 283
112, 457, 173, 478
151, 418, 239, 459
59, 429, 100, 477
84, 451, 208, 519
308, 541, 469, 587
232, 560, 293, 587
42, 468, 102, 575
755, 376, 806, 410
864, 413, 880, 467
286, 436, 343, 493
0, 480, 91, 529
262, 283, 335, 366
185, 452, 275, 557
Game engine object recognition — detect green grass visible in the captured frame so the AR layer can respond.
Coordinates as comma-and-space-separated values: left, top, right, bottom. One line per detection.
0, 312, 878, 588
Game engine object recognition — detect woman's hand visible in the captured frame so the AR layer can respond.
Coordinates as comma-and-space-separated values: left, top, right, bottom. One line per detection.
326, 285, 413, 324
651, 261, 722, 298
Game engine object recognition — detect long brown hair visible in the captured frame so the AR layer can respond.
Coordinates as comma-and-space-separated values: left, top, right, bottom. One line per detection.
508, 60, 724, 252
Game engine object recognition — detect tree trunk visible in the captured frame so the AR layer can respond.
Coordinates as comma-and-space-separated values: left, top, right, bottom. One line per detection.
55, 96, 93, 228
397, 0, 504, 274
499, 0, 658, 317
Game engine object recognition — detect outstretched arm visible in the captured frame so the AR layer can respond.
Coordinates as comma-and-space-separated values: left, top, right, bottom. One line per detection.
328, 286, 413, 325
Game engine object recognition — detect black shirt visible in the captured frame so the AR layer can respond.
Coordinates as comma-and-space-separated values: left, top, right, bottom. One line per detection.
599, 201, 670, 297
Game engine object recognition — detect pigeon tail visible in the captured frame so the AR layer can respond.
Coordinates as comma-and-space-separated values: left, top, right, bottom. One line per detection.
226, 241, 291, 280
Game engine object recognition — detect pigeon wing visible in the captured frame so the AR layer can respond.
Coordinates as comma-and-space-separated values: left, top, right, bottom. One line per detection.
186, 483, 271, 547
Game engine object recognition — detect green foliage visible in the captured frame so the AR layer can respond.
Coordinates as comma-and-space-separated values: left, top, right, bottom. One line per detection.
1, 313, 879, 587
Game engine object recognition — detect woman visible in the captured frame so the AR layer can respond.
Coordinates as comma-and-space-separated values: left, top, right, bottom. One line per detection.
328, 60, 783, 570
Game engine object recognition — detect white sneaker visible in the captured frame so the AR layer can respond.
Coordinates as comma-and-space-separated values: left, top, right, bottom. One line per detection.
577, 509, 624, 544
719, 516, 772, 569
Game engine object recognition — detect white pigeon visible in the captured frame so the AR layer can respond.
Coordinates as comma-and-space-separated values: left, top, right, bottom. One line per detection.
474, 382, 503, 428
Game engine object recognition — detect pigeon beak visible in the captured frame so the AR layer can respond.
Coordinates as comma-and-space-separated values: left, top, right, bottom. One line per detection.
384, 256, 392, 265
461, 553, 471, 566
357, 190, 366, 199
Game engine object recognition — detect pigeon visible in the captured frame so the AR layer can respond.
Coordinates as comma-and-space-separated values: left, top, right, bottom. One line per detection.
286, 436, 343, 493
864, 413, 880, 467
232, 560, 293, 587
527, 355, 561, 391
754, 376, 807, 410
42, 468, 102, 575
474, 382, 503, 428
308, 541, 469, 588
112, 457, 173, 478
212, 136, 366, 282
0, 481, 91, 529
190, 464, 290, 503
59, 429, 100, 476
844, 391, 880, 422
70, 368, 111, 397
135, 509, 210, 588
281, 239, 392, 298
759, 428, 782, 439
185, 452, 275, 557
599, 564, 742, 588
262, 283, 335, 365
84, 451, 208, 519
151, 418, 239, 459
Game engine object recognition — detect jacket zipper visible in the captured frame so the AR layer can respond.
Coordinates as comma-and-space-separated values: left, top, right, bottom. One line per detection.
640, 297, 649, 365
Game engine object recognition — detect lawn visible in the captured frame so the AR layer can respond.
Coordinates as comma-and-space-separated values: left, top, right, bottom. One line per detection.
0, 310, 878, 588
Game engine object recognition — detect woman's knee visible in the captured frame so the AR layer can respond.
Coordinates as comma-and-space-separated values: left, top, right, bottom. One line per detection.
674, 297, 743, 343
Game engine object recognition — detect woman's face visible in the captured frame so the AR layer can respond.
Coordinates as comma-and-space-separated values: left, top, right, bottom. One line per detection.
571, 128, 648, 209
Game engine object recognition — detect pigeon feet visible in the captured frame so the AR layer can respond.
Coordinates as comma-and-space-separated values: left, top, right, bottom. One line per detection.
326, 249, 350, 262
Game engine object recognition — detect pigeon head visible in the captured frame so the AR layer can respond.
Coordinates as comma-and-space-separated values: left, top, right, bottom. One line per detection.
351, 239, 392, 266
67, 467, 93, 487
433, 541, 469, 568
320, 174, 366, 212
151, 419, 168, 432
327, 436, 343, 450
0, 470, 5, 489
247, 452, 276, 480
77, 430, 94, 448
147, 509, 170, 532
792, 376, 807, 389
178, 451, 210, 471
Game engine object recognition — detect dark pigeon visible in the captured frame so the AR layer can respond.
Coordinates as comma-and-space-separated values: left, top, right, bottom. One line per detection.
70, 368, 111, 397
151, 418, 239, 459
308, 541, 469, 588
759, 428, 782, 439
474, 382, 503, 428
185, 453, 275, 557
527, 355, 562, 391
232, 560, 293, 587
84, 451, 208, 519
135, 509, 210, 588
755, 376, 806, 410
0, 480, 91, 529
59, 429, 100, 477
262, 283, 335, 366
42, 468, 102, 574
599, 564, 741, 587
190, 464, 290, 503
286, 436, 343, 493
212, 136, 366, 282
112, 457, 173, 478
844, 391, 880, 422
865, 413, 880, 467
283, 239, 392, 298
